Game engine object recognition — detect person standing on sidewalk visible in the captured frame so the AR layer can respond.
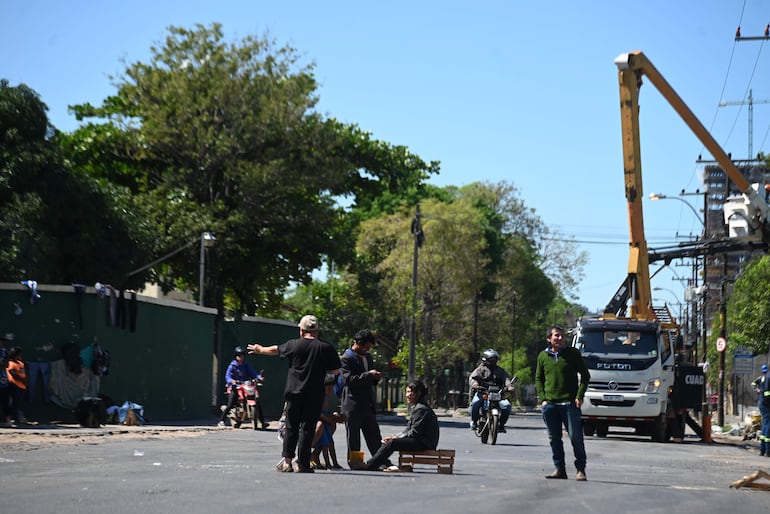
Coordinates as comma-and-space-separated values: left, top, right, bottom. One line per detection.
248, 314, 341, 473
340, 329, 383, 467
751, 364, 770, 456
536, 325, 590, 481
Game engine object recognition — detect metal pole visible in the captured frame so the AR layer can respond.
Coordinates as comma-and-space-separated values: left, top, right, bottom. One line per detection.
199, 233, 206, 306
700, 192, 709, 426
511, 293, 516, 377
718, 259, 727, 427
408, 205, 422, 382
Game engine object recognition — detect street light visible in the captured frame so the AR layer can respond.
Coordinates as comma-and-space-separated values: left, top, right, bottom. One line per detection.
653, 285, 680, 300
652, 286, 684, 321
649, 190, 710, 430
648, 192, 705, 227
199, 231, 216, 306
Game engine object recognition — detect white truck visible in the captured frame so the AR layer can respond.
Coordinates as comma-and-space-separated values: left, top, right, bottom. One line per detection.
573, 315, 703, 441
569, 50, 770, 441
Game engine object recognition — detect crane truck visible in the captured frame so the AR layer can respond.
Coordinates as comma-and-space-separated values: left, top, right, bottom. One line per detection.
573, 51, 770, 441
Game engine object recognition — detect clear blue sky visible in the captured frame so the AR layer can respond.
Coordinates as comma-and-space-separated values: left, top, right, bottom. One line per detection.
3, 1, 770, 313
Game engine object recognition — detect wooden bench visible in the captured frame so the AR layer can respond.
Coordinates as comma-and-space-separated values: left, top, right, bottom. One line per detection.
398, 449, 455, 474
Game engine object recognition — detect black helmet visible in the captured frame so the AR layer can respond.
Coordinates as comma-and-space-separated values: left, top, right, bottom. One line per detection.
234, 346, 246, 356
481, 348, 499, 365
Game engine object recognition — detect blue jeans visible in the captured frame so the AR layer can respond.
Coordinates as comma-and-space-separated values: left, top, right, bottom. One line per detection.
26, 361, 51, 403
759, 401, 770, 454
470, 392, 511, 426
542, 402, 586, 472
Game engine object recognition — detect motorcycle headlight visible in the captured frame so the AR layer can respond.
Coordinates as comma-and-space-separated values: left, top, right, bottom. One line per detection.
644, 378, 662, 394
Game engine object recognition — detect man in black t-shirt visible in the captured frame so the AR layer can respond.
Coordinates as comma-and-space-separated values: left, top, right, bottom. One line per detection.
248, 314, 341, 473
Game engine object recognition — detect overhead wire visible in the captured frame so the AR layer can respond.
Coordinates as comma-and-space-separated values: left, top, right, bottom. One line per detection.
681, 2, 746, 216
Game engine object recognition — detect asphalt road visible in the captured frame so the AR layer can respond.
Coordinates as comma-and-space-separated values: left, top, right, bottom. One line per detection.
2, 413, 769, 514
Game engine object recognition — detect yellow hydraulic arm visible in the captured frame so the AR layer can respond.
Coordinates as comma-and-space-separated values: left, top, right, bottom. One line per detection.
608, 50, 769, 320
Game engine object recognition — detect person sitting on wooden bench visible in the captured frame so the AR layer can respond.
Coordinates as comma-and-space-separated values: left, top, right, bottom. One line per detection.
354, 380, 439, 471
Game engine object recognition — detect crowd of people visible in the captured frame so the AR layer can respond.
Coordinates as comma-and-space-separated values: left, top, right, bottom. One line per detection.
241, 315, 591, 480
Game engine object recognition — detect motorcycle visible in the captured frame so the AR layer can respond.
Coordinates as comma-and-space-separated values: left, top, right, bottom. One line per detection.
473, 378, 517, 445
225, 374, 266, 430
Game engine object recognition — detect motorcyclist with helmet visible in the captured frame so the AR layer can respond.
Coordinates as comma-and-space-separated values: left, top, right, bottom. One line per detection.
469, 349, 514, 432
218, 346, 266, 428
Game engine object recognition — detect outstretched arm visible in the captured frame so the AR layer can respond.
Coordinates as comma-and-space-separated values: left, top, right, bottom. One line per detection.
247, 343, 279, 356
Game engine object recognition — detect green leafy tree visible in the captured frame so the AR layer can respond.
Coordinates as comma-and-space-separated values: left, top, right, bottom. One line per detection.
728, 255, 770, 356
353, 181, 584, 385
67, 23, 438, 313
0, 80, 153, 284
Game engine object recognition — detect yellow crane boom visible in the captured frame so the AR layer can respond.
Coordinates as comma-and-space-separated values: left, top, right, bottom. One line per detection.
607, 50, 769, 320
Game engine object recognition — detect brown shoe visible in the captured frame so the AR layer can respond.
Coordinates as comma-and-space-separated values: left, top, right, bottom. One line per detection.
576, 470, 587, 481
545, 469, 567, 479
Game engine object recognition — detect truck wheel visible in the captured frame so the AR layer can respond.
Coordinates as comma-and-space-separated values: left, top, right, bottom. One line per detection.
595, 422, 609, 438
652, 415, 669, 442
583, 421, 596, 437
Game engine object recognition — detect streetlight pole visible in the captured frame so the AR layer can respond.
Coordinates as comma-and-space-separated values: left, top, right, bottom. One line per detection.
649, 190, 712, 432
649, 192, 704, 226
408, 205, 423, 383
199, 231, 216, 306
652, 286, 683, 320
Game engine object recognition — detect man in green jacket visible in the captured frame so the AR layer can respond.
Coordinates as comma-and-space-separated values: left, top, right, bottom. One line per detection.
536, 325, 590, 481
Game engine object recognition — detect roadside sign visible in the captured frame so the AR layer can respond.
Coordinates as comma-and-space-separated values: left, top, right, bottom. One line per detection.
734, 354, 754, 375
734, 346, 753, 376
716, 337, 726, 353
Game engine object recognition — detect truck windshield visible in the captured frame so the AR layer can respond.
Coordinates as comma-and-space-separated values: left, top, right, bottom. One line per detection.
578, 330, 658, 357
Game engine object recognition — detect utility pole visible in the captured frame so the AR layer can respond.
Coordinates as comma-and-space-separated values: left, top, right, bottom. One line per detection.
719, 89, 770, 159
408, 204, 423, 383
510, 292, 516, 377
731, 26, 770, 159
700, 191, 709, 429
718, 258, 727, 428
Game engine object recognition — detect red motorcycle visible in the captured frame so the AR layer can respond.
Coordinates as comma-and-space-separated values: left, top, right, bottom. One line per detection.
226, 374, 266, 430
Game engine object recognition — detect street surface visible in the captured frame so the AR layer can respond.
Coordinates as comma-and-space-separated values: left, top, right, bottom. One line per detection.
1, 412, 769, 513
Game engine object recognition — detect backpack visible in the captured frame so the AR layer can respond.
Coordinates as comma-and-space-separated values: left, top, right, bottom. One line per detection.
333, 372, 345, 397
334, 348, 356, 397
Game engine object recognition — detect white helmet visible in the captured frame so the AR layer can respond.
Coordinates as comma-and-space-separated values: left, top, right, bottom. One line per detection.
481, 348, 499, 366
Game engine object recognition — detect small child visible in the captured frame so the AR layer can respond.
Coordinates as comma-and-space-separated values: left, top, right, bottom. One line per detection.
6, 346, 27, 424
310, 374, 346, 469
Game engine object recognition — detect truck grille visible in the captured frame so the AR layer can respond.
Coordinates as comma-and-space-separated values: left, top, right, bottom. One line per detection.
589, 399, 636, 407
589, 381, 640, 392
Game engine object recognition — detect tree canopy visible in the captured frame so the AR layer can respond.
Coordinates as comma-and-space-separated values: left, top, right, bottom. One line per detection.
0, 80, 154, 284
2, 23, 589, 390
65, 23, 438, 312
727, 254, 770, 356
